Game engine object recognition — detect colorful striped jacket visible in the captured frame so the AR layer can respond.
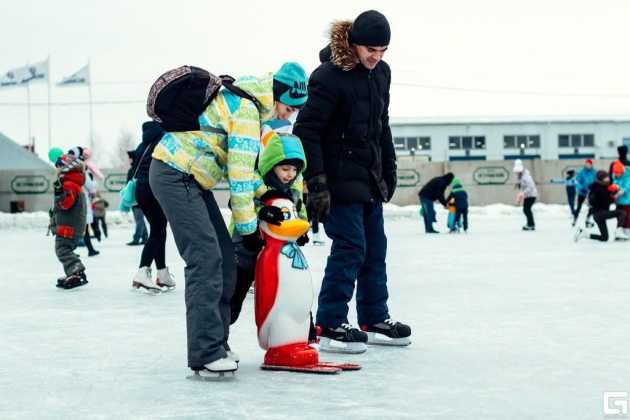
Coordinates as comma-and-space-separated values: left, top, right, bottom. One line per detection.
152, 74, 275, 235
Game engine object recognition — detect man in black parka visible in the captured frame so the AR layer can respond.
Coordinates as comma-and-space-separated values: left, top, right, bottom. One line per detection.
418, 173, 455, 233
294, 10, 411, 353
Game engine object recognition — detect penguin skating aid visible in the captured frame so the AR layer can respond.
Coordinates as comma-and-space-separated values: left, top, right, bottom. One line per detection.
255, 193, 361, 374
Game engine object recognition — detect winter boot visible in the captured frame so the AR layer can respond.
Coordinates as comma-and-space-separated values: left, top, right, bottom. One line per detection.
132, 267, 160, 292
362, 319, 412, 346
58, 272, 88, 289
317, 323, 368, 354
156, 267, 176, 290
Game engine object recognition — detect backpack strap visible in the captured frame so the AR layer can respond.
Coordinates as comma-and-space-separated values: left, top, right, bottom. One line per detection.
220, 75, 262, 112
198, 75, 263, 135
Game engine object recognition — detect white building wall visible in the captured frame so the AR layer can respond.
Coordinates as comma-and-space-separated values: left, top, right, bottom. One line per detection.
391, 120, 630, 162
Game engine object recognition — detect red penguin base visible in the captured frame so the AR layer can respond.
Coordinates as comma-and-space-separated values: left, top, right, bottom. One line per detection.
263, 343, 319, 367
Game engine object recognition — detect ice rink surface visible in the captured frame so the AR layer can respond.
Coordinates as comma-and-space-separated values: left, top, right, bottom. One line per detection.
1, 206, 629, 420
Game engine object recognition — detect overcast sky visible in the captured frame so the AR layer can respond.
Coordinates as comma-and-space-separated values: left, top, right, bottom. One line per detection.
1, 0, 629, 165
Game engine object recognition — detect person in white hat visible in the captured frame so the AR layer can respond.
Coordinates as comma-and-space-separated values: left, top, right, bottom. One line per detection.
513, 159, 538, 231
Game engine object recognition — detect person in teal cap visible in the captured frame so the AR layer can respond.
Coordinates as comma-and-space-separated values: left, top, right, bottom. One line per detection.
273, 62, 308, 120
149, 61, 308, 377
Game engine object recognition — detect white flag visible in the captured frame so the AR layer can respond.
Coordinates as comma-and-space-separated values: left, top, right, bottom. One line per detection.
58, 63, 90, 86
0, 59, 49, 88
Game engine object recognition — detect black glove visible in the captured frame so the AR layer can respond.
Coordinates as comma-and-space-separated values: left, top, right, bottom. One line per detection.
385, 172, 397, 202
241, 231, 265, 252
258, 206, 284, 226
306, 175, 331, 222
53, 180, 63, 195
384, 162, 397, 202
296, 234, 309, 247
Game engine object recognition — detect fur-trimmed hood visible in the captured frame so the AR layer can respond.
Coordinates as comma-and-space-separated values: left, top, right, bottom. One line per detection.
319, 20, 358, 71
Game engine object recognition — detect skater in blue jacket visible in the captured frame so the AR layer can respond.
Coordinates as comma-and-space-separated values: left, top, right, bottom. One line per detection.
574, 159, 596, 225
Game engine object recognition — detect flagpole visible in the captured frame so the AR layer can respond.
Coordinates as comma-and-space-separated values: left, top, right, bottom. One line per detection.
88, 60, 94, 151
47, 55, 52, 151
26, 82, 33, 151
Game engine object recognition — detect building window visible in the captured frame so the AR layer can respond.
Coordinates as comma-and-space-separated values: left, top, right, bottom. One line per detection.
449, 136, 486, 150
504, 134, 540, 149
393, 136, 431, 151
583, 134, 594, 147
529, 135, 541, 148
558, 134, 595, 148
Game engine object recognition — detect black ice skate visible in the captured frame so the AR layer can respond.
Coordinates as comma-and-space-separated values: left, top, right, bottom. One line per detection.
361, 319, 412, 346
317, 323, 368, 354
56, 272, 88, 290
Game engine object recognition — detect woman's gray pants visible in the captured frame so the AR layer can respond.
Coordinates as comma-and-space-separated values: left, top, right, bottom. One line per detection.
149, 159, 236, 368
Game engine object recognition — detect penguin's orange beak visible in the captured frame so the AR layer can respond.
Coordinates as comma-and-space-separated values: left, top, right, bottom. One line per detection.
268, 219, 310, 239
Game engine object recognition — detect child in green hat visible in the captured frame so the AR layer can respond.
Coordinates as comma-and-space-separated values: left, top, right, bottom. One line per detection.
446, 177, 469, 233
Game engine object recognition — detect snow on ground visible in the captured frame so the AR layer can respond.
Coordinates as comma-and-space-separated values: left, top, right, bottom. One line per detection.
1, 206, 629, 420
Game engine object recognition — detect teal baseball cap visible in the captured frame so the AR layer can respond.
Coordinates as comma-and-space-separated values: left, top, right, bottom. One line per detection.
273, 62, 308, 107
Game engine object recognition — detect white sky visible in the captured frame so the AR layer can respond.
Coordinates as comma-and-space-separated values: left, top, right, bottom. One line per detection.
1, 0, 629, 165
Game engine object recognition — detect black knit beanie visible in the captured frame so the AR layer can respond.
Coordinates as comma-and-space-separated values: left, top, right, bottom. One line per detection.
349, 10, 391, 46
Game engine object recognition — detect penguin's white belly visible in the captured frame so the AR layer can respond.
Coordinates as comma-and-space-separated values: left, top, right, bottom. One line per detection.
259, 253, 313, 349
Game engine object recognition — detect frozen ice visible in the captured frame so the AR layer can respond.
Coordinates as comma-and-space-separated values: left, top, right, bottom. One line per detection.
1, 205, 629, 420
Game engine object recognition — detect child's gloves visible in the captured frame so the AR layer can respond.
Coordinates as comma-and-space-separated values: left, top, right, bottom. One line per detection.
296, 234, 309, 247
306, 175, 331, 222
241, 231, 265, 252
258, 206, 284, 226
609, 184, 620, 193
53, 180, 63, 195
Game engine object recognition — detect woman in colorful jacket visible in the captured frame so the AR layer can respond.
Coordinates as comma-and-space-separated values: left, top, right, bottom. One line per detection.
149, 63, 308, 378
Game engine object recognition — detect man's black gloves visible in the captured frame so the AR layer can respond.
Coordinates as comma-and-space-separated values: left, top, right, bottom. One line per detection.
306, 174, 331, 222
384, 162, 397, 202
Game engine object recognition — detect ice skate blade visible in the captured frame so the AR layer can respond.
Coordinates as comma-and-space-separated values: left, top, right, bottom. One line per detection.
156, 282, 176, 292
261, 364, 341, 374
366, 332, 411, 347
132, 282, 163, 294
188, 370, 236, 381
318, 337, 367, 354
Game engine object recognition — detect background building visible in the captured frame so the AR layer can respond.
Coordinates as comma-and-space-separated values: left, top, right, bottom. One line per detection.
391, 116, 630, 161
